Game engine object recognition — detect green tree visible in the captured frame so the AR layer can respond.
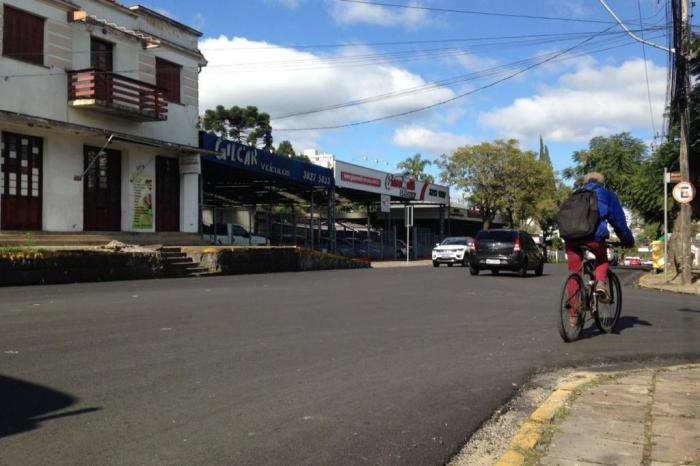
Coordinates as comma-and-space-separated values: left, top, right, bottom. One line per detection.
397, 153, 434, 183
276, 140, 296, 157
201, 105, 274, 151
562, 132, 647, 199
439, 139, 555, 229
539, 135, 551, 167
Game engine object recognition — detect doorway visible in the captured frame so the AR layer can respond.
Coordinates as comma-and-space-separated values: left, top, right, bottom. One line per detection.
83, 146, 121, 231
0, 132, 42, 230
156, 156, 180, 231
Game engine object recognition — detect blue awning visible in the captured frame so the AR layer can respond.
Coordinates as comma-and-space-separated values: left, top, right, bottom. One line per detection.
199, 131, 333, 189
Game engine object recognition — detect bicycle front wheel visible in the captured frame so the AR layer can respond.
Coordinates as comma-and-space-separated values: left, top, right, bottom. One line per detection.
595, 271, 622, 333
557, 273, 586, 342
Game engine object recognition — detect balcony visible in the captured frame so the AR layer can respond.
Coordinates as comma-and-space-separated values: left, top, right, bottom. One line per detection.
68, 69, 168, 122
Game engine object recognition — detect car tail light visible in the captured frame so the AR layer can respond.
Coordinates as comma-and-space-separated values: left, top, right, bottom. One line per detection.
513, 238, 522, 253
471, 240, 477, 252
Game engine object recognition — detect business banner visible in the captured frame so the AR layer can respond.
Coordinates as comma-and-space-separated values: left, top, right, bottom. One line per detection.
132, 171, 154, 230
334, 161, 449, 203
199, 132, 333, 189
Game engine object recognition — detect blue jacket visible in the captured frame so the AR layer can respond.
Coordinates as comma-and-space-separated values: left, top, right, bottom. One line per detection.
584, 182, 634, 247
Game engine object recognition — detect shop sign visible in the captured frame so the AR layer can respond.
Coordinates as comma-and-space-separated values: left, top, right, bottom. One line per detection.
380, 194, 391, 213
334, 160, 449, 203
132, 171, 153, 230
179, 154, 201, 174
199, 132, 333, 188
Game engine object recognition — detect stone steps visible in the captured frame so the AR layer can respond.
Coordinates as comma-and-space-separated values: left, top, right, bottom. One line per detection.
161, 246, 215, 278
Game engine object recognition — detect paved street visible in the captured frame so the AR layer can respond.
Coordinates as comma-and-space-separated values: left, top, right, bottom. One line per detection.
1, 265, 699, 466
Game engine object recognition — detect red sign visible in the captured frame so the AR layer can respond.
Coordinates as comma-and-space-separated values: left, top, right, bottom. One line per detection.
340, 171, 382, 187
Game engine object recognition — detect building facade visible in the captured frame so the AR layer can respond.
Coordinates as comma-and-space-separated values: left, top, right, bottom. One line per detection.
0, 0, 206, 233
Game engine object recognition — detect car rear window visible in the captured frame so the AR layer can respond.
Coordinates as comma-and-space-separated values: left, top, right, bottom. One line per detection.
477, 230, 517, 242
441, 237, 469, 245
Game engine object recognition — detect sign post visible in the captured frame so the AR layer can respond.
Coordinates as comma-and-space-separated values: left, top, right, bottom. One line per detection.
405, 205, 413, 263
664, 168, 669, 281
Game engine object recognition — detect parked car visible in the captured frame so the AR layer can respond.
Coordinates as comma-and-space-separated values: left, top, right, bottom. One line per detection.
203, 223, 270, 246
396, 239, 414, 259
623, 256, 642, 267
468, 229, 544, 276
432, 236, 473, 267
584, 246, 619, 266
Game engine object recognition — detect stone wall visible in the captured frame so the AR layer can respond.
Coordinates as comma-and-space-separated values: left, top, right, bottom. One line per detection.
182, 247, 370, 275
0, 250, 164, 287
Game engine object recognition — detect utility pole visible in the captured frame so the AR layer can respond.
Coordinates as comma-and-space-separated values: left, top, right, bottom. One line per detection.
673, 0, 693, 285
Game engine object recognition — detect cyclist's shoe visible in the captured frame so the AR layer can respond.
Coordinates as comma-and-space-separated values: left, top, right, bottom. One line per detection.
595, 281, 611, 304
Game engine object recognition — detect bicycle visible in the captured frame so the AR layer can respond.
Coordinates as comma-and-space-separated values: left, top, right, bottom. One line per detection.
557, 242, 623, 342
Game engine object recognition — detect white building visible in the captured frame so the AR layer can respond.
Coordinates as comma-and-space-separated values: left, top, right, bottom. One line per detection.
0, 0, 206, 233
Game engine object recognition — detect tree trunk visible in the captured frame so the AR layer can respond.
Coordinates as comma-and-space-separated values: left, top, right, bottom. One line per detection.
483, 217, 492, 230
669, 213, 688, 280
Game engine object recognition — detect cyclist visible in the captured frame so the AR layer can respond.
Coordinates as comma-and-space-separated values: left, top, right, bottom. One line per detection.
565, 172, 634, 303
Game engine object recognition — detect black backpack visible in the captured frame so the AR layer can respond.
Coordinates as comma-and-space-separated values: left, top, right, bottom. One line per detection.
557, 188, 600, 241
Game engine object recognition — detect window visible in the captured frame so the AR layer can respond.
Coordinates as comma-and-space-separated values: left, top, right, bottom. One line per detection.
2, 5, 45, 65
155, 57, 181, 103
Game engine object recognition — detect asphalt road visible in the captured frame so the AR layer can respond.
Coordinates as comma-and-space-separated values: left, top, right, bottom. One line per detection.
1, 265, 699, 466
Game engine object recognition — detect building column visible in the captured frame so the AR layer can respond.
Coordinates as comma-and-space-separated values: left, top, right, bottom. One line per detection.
181, 172, 199, 233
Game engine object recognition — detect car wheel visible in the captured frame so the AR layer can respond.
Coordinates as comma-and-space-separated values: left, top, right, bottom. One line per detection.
535, 260, 544, 276
462, 257, 469, 267
469, 266, 479, 276
518, 260, 528, 277
433, 261, 439, 267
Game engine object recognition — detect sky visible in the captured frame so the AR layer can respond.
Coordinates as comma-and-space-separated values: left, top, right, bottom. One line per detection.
143, 0, 676, 191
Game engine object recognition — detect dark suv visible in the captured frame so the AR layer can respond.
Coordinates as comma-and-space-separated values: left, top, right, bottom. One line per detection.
468, 229, 544, 276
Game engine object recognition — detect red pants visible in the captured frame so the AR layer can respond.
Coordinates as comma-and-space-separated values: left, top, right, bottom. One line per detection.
565, 240, 609, 282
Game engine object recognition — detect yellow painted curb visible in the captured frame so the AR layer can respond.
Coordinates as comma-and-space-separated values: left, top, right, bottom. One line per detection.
494, 373, 597, 466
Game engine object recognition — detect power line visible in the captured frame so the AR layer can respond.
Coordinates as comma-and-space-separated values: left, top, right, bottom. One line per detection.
597, 0, 673, 52
336, 0, 617, 24
637, 0, 658, 139
277, 26, 620, 131
271, 32, 666, 121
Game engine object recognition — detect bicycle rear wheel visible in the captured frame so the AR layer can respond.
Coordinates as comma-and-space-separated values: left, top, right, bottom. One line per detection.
595, 271, 622, 333
557, 273, 586, 342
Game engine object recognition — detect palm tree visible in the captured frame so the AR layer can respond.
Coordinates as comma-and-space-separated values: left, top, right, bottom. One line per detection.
396, 153, 434, 183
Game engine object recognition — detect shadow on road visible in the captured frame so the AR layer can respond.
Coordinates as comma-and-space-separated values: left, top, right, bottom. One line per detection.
577, 315, 652, 339
614, 315, 653, 333
0, 374, 101, 438
677, 308, 700, 313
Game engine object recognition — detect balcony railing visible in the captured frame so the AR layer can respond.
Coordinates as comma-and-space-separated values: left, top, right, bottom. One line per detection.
68, 69, 168, 122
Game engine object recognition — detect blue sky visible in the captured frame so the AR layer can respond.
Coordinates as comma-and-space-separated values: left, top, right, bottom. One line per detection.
144, 0, 675, 191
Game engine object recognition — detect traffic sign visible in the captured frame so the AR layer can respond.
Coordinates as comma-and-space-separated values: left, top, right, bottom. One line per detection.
672, 181, 696, 204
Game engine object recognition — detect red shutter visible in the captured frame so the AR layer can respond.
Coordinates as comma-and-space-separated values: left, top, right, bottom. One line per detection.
156, 58, 181, 103
2, 5, 44, 65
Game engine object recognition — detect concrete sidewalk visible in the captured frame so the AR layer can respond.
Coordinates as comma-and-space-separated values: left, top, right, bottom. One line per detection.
371, 259, 433, 268
497, 365, 700, 466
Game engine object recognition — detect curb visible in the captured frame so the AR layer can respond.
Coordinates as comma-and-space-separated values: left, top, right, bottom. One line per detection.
494, 363, 700, 466
637, 276, 700, 295
493, 372, 598, 466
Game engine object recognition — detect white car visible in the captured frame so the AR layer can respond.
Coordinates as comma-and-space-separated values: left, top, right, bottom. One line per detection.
432, 236, 473, 267
204, 224, 270, 246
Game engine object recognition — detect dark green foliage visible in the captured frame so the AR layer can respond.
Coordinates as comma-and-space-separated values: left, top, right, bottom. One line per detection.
201, 105, 274, 152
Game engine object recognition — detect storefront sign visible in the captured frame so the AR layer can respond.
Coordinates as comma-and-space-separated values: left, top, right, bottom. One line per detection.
199, 132, 333, 188
334, 161, 449, 203
132, 171, 153, 230
179, 154, 201, 174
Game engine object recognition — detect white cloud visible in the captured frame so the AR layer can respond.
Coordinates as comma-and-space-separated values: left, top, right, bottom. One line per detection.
392, 126, 475, 155
478, 59, 666, 143
328, 0, 429, 28
198, 36, 455, 148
